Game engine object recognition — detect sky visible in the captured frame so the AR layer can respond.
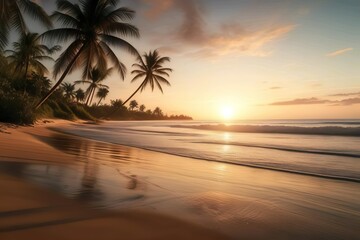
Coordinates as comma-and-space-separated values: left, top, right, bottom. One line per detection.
27, 0, 360, 120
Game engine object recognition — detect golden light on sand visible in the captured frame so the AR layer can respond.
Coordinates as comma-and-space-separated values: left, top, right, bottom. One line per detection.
220, 106, 235, 120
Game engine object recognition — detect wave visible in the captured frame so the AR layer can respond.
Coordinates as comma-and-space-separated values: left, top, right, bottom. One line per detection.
51, 126, 360, 183
193, 141, 360, 158
172, 124, 360, 136
106, 145, 360, 183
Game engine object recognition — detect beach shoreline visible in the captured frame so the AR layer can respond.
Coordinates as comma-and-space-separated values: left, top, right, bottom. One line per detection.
0, 119, 359, 239
0, 120, 229, 240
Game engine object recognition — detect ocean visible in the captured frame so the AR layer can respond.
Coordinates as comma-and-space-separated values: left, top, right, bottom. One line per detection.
1, 119, 358, 239
57, 119, 360, 182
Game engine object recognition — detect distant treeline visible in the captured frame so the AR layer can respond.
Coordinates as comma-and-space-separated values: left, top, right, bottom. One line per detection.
0, 73, 192, 124
86, 99, 192, 121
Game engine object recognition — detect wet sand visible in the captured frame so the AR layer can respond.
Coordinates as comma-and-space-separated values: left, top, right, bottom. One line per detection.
0, 121, 227, 240
0, 120, 359, 239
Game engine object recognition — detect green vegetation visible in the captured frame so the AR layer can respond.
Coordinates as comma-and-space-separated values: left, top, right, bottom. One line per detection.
0, 0, 191, 124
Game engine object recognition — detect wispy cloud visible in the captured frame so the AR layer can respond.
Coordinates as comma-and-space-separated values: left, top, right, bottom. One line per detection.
331, 98, 360, 106
328, 92, 360, 97
269, 97, 360, 106
269, 86, 282, 90
199, 24, 295, 57
326, 48, 353, 57
270, 97, 330, 105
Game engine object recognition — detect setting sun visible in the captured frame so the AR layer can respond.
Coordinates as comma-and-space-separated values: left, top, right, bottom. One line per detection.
220, 106, 235, 119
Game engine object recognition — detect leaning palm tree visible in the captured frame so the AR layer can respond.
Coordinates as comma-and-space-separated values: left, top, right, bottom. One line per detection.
61, 82, 76, 101
76, 67, 112, 106
5, 32, 61, 79
122, 50, 172, 107
35, 0, 140, 108
0, 0, 52, 50
96, 88, 109, 106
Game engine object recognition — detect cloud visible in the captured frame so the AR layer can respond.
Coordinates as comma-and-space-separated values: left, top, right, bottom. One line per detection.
142, 0, 175, 19
270, 97, 330, 105
331, 98, 360, 106
326, 48, 353, 57
140, 0, 295, 58
270, 97, 360, 106
328, 92, 360, 97
199, 24, 295, 57
269, 86, 282, 90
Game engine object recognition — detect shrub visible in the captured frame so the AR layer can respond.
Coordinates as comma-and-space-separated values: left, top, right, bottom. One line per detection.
69, 104, 96, 121
0, 91, 37, 124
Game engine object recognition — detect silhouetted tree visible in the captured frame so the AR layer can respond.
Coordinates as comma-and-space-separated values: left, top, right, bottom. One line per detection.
153, 107, 163, 116
129, 100, 138, 111
139, 104, 146, 112
36, 0, 140, 108
76, 67, 112, 106
96, 88, 109, 106
122, 50, 172, 107
61, 82, 76, 101
75, 88, 85, 103
0, 0, 52, 50
5, 32, 60, 80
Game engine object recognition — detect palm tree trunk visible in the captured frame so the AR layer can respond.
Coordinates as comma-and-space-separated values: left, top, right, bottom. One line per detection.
89, 87, 96, 106
103, 80, 145, 119
85, 87, 93, 106
122, 81, 145, 106
24, 58, 29, 80
35, 44, 86, 109
23, 58, 29, 95
97, 97, 103, 106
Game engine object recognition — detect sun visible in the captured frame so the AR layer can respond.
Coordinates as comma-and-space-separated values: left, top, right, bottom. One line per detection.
220, 106, 234, 120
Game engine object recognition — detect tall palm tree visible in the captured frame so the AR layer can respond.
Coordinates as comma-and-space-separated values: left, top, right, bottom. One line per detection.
75, 88, 85, 103
96, 88, 109, 106
0, 0, 52, 50
36, 0, 140, 108
122, 50, 172, 107
5, 32, 60, 79
61, 82, 76, 101
76, 67, 112, 106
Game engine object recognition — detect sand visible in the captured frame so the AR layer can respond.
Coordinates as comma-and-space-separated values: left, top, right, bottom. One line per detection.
0, 120, 228, 240
0, 120, 359, 240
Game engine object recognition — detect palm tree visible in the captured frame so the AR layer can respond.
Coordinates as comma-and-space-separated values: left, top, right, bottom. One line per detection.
96, 88, 109, 106
0, 0, 52, 50
129, 100, 138, 111
122, 50, 172, 107
76, 67, 112, 106
75, 88, 85, 103
36, 0, 140, 108
139, 104, 146, 112
5, 32, 60, 79
61, 82, 76, 101
153, 107, 163, 117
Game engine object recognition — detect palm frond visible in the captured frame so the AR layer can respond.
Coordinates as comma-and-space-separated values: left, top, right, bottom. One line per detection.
18, 0, 52, 29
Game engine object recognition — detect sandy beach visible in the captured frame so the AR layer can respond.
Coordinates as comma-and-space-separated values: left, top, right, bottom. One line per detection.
0, 120, 359, 239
